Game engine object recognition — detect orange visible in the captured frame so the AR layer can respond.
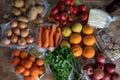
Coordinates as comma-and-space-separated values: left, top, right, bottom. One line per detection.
20, 51, 28, 59
83, 35, 96, 46
24, 76, 32, 80
11, 56, 20, 66
23, 69, 30, 76
71, 45, 82, 57
24, 60, 33, 69
13, 49, 21, 57
69, 33, 82, 44
36, 58, 44, 66
15, 65, 25, 74
38, 65, 45, 71
82, 46, 95, 58
82, 24, 94, 35
28, 56, 36, 62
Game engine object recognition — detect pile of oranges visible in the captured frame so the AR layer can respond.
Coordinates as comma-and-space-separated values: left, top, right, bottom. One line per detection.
11, 49, 45, 80
69, 24, 96, 59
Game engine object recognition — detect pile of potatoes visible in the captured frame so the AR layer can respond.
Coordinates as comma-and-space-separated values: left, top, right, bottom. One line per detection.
11, 0, 45, 24
1, 21, 35, 46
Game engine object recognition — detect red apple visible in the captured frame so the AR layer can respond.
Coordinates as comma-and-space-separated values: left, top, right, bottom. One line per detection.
90, 75, 100, 80
95, 62, 104, 70
83, 63, 94, 75
105, 63, 116, 73
95, 53, 106, 63
93, 68, 105, 79
102, 71, 111, 80
111, 72, 120, 80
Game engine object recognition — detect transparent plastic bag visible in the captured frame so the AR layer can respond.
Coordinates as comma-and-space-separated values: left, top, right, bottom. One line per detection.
36, 23, 62, 52
11, 47, 45, 80
0, 21, 35, 49
95, 28, 120, 61
88, 9, 118, 28
41, 0, 50, 18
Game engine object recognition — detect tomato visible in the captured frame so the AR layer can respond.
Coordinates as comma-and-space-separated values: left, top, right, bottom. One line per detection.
57, 1, 65, 10
79, 11, 88, 21
50, 15, 55, 20
60, 20, 68, 26
79, 4, 87, 11
64, 0, 71, 5
59, 12, 67, 20
70, 0, 74, 5
51, 7, 59, 15
54, 14, 60, 20
67, 14, 76, 22
65, 5, 73, 14
72, 6, 78, 14
56, 21, 61, 26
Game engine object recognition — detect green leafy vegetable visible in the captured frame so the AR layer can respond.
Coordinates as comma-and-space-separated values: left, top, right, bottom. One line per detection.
71, 58, 86, 80
45, 46, 74, 80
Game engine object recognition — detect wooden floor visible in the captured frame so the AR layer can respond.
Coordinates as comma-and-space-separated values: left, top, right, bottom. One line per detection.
0, 0, 120, 80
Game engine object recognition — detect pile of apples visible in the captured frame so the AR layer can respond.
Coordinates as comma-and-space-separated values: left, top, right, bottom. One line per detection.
83, 53, 120, 80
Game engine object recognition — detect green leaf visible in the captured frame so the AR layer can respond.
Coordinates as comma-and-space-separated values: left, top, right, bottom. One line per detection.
74, 0, 82, 6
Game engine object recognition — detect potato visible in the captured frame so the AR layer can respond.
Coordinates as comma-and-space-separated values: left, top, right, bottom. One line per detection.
18, 16, 28, 23
35, 0, 44, 6
27, 6, 38, 21
11, 7, 21, 16
13, 0, 24, 8
19, 7, 27, 13
37, 6, 45, 14
18, 22, 28, 29
33, 16, 44, 24
24, 0, 35, 10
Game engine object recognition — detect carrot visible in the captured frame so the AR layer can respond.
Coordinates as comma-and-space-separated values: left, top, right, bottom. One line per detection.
54, 27, 61, 47
55, 31, 61, 47
37, 26, 43, 47
43, 27, 49, 48
49, 24, 56, 47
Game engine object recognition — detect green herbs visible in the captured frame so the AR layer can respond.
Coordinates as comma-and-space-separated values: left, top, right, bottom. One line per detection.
29, 48, 42, 57
71, 58, 86, 80
45, 46, 74, 80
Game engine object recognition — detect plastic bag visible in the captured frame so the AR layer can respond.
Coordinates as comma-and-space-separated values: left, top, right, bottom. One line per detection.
0, 21, 35, 49
36, 23, 62, 52
88, 9, 118, 28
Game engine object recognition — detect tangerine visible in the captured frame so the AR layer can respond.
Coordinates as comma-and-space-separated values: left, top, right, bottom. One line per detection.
83, 35, 96, 46
24, 76, 32, 80
23, 69, 30, 76
15, 65, 25, 74
71, 45, 82, 57
69, 33, 82, 44
13, 49, 21, 56
82, 24, 94, 35
82, 46, 95, 58
36, 58, 44, 66
11, 56, 20, 66
20, 51, 28, 59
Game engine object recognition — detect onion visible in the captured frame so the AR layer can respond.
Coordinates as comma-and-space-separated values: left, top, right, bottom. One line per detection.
13, 27, 20, 36
1, 38, 11, 46
93, 68, 105, 79
5, 29, 12, 37
18, 22, 27, 29
20, 28, 29, 38
10, 21, 18, 28
26, 35, 34, 43
11, 35, 18, 43
18, 38, 26, 46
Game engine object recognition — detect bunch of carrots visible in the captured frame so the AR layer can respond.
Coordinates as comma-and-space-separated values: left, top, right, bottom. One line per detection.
37, 24, 61, 48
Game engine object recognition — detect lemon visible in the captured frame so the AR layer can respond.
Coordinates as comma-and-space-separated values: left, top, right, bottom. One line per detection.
60, 40, 71, 48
